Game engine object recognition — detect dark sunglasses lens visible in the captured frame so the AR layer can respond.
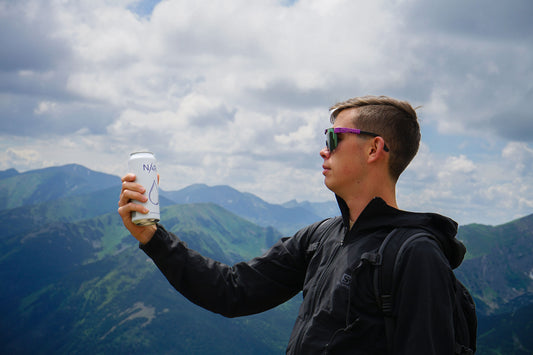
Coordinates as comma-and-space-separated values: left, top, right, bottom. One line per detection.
325, 129, 337, 151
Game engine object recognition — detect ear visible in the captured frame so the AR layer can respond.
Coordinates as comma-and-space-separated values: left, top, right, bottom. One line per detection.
367, 137, 388, 163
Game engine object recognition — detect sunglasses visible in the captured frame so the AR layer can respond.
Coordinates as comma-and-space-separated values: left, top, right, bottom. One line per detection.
324, 127, 390, 152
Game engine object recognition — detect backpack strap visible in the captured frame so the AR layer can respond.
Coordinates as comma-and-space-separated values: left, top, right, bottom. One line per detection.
363, 228, 477, 354
361, 228, 440, 353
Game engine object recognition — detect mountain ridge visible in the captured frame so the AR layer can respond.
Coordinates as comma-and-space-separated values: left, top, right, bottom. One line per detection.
1, 202, 292, 354
0, 164, 121, 211
163, 183, 335, 235
0, 165, 337, 235
1, 164, 532, 354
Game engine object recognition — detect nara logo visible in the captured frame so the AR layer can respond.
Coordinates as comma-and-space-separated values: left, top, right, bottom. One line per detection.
143, 163, 157, 173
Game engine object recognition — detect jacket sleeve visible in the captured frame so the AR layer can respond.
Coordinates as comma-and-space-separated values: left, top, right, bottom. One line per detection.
140, 223, 314, 318
392, 238, 456, 355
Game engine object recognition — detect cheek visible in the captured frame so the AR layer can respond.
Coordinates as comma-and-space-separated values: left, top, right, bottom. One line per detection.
337, 163, 355, 176
330, 157, 356, 183
341, 165, 362, 185
337, 152, 365, 178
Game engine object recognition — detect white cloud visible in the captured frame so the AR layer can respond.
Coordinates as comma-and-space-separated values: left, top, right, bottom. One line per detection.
4, 147, 41, 167
438, 155, 476, 178
0, 0, 532, 226
502, 142, 533, 171
34, 101, 57, 115
399, 141, 533, 225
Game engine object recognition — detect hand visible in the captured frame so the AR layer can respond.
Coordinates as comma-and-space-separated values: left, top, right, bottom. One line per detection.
118, 173, 157, 244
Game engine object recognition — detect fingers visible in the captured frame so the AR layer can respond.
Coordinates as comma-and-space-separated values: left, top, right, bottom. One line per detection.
119, 184, 146, 205
117, 198, 148, 216
119, 174, 146, 207
118, 174, 149, 224
121, 173, 136, 183
117, 173, 158, 244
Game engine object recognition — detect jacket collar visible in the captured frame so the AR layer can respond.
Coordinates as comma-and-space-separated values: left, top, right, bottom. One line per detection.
335, 194, 464, 268
336, 195, 401, 231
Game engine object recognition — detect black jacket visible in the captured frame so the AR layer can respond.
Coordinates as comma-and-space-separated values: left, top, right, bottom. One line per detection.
141, 197, 465, 354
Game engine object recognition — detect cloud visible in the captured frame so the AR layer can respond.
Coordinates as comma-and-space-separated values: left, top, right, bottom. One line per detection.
399, 141, 533, 224
0, 1, 71, 72
4, 0, 530, 139
403, 0, 533, 40
488, 89, 533, 141
391, 0, 533, 141
0, 0, 532, 226
4, 147, 41, 167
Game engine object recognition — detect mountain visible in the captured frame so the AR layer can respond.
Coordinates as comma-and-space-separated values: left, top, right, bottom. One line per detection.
455, 213, 533, 316
0, 164, 121, 211
0, 167, 19, 180
477, 299, 533, 354
282, 199, 338, 220
454, 215, 533, 354
1, 201, 296, 354
1, 164, 533, 354
162, 183, 329, 235
0, 165, 334, 236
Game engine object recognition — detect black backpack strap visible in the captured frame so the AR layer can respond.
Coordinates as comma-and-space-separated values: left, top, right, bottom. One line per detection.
370, 228, 440, 353
367, 228, 476, 354
359, 228, 395, 353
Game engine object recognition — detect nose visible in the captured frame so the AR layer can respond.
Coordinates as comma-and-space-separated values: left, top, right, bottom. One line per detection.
320, 147, 330, 159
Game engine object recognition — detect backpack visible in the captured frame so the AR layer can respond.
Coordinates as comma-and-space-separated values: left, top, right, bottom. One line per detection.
362, 227, 477, 354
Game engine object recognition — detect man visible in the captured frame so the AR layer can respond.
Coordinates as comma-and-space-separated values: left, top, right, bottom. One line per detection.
118, 95, 467, 354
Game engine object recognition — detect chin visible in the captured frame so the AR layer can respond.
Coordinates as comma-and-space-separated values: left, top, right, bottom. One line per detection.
323, 179, 336, 194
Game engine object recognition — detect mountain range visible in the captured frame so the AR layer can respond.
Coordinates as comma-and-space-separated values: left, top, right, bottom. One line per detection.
163, 183, 337, 235
0, 164, 532, 354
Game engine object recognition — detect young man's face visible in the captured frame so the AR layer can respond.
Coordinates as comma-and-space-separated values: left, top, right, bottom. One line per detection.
321, 108, 370, 198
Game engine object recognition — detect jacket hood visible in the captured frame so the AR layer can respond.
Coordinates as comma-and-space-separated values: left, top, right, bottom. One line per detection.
336, 195, 466, 269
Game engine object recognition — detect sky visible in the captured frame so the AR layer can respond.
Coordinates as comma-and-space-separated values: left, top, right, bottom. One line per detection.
1, 0, 532, 226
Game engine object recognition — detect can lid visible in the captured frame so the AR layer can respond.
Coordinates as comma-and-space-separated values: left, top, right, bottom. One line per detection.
130, 151, 154, 156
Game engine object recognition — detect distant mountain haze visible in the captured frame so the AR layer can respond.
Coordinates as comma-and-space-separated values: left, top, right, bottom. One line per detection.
0, 164, 531, 354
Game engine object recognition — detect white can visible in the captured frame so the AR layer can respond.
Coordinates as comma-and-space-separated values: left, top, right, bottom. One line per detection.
128, 151, 160, 225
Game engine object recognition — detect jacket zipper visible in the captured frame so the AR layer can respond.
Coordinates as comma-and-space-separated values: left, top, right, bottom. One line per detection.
324, 237, 366, 354
294, 222, 349, 353
312, 225, 354, 319
313, 241, 342, 308
308, 222, 346, 317
295, 240, 342, 352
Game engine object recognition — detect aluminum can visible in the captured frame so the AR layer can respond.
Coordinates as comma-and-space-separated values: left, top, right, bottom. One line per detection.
128, 151, 160, 225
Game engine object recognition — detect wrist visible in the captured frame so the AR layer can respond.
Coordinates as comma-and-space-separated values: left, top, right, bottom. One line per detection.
138, 224, 158, 245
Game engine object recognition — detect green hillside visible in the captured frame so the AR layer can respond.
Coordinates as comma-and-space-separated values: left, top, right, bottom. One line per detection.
456, 213, 533, 314
1, 164, 533, 354
0, 164, 120, 211
1, 203, 298, 354
477, 299, 533, 355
